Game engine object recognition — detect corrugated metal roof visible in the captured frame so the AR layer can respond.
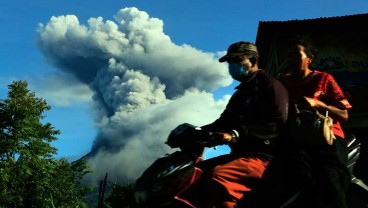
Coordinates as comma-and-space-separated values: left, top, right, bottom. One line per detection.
258, 13, 368, 23
255, 13, 368, 73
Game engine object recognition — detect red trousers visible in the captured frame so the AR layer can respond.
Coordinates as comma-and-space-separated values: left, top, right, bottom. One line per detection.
203, 154, 270, 208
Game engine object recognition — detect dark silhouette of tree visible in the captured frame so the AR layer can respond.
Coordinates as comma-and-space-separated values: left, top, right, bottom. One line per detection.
104, 183, 137, 208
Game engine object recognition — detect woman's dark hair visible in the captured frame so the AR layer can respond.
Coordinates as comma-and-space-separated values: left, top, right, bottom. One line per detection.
278, 36, 319, 74
288, 36, 319, 58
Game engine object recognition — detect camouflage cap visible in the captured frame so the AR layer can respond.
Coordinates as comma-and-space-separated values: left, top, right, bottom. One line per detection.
219, 41, 259, 62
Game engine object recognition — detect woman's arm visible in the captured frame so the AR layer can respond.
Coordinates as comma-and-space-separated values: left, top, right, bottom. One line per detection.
304, 96, 348, 122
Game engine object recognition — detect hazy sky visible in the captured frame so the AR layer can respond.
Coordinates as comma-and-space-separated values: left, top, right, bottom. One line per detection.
1, 0, 367, 182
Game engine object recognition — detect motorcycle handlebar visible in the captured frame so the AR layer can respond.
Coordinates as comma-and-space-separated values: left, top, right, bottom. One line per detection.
165, 123, 213, 149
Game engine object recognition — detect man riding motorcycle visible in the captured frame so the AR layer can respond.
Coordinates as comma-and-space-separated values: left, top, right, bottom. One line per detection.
189, 41, 289, 207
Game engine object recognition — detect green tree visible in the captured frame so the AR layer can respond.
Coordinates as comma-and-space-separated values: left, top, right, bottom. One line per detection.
0, 81, 91, 208
104, 183, 137, 208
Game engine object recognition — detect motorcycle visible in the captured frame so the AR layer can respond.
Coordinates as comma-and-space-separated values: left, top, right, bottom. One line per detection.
236, 133, 368, 208
278, 133, 368, 208
345, 133, 368, 208
134, 123, 214, 207
134, 123, 368, 207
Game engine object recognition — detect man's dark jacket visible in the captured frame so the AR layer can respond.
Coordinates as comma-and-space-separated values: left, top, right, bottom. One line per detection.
201, 70, 288, 155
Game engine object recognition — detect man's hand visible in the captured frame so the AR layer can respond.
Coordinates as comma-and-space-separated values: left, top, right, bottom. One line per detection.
213, 132, 233, 142
221, 132, 234, 143
206, 132, 234, 147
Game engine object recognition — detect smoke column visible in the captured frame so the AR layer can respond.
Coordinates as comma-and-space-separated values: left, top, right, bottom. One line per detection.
37, 7, 232, 182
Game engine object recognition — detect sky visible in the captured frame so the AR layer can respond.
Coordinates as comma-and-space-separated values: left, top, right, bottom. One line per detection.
1, 0, 367, 183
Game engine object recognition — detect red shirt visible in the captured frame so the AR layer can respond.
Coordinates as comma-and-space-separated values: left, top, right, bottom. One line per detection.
282, 70, 352, 138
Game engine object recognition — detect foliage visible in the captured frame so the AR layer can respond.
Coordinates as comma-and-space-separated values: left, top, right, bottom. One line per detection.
0, 81, 91, 208
104, 183, 137, 208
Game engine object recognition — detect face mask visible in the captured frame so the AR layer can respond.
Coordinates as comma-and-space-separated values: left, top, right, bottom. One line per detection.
228, 62, 250, 81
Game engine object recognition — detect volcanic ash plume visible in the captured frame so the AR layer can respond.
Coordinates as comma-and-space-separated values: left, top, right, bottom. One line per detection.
37, 7, 232, 182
